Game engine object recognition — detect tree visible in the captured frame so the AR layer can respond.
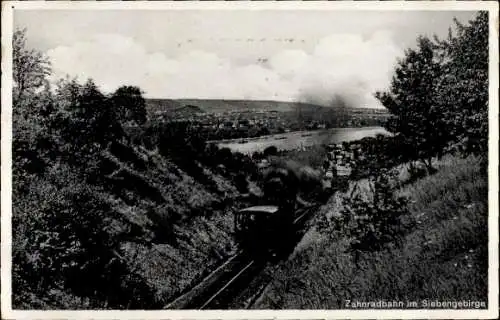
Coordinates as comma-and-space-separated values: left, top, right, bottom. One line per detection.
111, 86, 148, 125
55, 79, 124, 160
12, 29, 55, 178
435, 12, 489, 158
376, 12, 489, 172
375, 36, 448, 171
13, 28, 51, 102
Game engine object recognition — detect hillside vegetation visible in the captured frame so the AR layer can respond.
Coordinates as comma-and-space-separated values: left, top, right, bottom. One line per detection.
13, 89, 242, 308
254, 11, 490, 309
11, 29, 262, 309
254, 155, 488, 308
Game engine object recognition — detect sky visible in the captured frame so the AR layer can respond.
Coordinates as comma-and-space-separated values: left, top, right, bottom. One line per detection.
15, 9, 479, 108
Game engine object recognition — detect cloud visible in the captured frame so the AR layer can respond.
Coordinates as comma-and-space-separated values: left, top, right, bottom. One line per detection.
47, 31, 402, 108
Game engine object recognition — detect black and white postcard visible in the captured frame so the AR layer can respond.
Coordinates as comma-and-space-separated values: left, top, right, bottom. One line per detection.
1, 1, 498, 319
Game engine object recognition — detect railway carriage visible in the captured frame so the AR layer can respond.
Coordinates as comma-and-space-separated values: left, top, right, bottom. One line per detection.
234, 165, 320, 258
234, 205, 295, 257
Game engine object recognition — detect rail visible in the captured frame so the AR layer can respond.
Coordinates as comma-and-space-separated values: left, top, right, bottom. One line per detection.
165, 203, 320, 310
199, 260, 256, 310
164, 251, 244, 309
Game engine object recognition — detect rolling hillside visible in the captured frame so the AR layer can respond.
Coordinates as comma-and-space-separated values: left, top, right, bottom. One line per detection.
146, 98, 389, 121
146, 98, 328, 116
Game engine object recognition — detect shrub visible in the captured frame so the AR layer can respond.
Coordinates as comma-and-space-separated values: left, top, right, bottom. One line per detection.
321, 170, 414, 256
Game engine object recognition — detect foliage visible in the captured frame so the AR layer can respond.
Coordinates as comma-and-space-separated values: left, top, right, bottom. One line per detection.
11, 29, 160, 308
139, 121, 260, 193
54, 79, 125, 166
12, 165, 158, 308
436, 12, 489, 157
375, 36, 447, 171
13, 28, 51, 102
12, 29, 55, 178
111, 86, 148, 125
260, 155, 486, 309
320, 169, 413, 253
12, 89, 54, 178
375, 12, 489, 170
12, 27, 257, 310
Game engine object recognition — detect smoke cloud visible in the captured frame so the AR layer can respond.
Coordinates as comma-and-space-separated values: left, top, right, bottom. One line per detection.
47, 31, 402, 108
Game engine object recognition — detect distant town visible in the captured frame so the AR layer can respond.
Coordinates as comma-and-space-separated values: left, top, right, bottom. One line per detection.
145, 99, 390, 141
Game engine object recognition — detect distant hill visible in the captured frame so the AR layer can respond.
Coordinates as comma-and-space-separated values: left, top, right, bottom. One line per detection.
145, 98, 389, 121
146, 99, 184, 114
171, 104, 205, 117
175, 99, 324, 113
146, 98, 328, 116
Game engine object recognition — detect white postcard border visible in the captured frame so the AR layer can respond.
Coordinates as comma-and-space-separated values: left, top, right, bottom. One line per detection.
1, 1, 498, 319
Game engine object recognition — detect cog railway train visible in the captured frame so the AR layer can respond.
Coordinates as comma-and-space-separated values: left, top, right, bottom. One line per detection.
233, 165, 319, 257
233, 144, 359, 256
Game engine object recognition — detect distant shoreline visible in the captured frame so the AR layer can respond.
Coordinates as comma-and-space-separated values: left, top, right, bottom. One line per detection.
211, 126, 390, 154
207, 126, 386, 144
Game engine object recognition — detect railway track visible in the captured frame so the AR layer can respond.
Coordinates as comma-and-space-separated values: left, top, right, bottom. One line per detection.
199, 260, 256, 309
165, 204, 319, 310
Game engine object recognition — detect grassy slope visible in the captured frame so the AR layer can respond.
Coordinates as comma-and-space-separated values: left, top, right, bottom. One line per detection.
105, 146, 241, 305
254, 155, 488, 309
13, 139, 241, 308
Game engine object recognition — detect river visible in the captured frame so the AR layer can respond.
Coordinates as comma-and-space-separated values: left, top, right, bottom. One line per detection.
214, 126, 390, 154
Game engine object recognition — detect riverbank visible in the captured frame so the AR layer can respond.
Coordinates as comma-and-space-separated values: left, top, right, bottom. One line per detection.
212, 126, 389, 154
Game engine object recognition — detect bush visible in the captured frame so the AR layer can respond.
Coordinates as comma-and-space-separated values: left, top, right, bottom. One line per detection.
321, 170, 414, 256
